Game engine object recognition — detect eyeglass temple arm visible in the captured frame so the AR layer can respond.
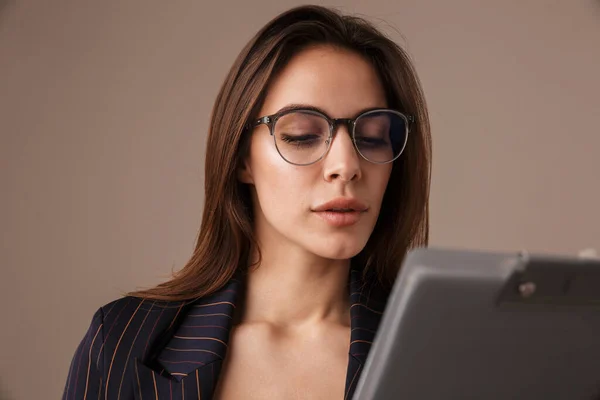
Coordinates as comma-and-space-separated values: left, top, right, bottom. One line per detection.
245, 116, 272, 130
407, 115, 416, 131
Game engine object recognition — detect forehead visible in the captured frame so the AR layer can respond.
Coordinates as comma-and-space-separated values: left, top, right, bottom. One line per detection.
259, 45, 388, 118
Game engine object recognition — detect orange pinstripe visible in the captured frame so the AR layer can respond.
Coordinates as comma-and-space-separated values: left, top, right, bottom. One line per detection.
345, 363, 362, 400
193, 301, 235, 309
196, 370, 201, 399
172, 336, 227, 346
350, 339, 373, 345
187, 313, 232, 318
134, 359, 143, 400
151, 370, 158, 400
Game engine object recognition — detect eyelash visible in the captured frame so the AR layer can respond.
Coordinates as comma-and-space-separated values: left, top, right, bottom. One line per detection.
280, 134, 322, 147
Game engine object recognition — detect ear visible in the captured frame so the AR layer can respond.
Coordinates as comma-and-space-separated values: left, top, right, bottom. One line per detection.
237, 159, 254, 184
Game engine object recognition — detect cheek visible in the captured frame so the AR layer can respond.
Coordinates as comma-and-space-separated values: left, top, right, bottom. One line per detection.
248, 136, 312, 216
369, 165, 393, 201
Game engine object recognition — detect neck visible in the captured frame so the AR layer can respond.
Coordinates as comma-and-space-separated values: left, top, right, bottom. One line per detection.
239, 245, 351, 327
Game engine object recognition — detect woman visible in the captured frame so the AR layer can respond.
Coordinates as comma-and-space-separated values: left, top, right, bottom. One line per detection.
62, 5, 431, 400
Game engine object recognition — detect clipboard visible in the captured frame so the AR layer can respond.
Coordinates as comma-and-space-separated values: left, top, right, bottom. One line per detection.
353, 247, 600, 400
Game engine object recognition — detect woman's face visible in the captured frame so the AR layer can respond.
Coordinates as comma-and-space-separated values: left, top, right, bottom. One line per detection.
239, 45, 392, 261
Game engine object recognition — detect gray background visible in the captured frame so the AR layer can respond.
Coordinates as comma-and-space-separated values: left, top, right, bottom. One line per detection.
1, 1, 599, 398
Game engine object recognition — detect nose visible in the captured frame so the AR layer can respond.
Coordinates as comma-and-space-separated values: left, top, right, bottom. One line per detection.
322, 124, 362, 182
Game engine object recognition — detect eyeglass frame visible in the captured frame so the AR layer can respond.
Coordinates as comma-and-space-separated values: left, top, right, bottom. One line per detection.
246, 106, 414, 166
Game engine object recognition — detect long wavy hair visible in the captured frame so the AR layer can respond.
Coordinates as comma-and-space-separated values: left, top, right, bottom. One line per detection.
128, 5, 432, 301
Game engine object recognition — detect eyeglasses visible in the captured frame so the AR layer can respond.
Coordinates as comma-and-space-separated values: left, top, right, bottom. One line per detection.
248, 107, 413, 166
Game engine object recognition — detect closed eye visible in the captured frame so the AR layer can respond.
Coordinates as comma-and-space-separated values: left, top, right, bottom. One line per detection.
280, 134, 322, 147
355, 136, 389, 148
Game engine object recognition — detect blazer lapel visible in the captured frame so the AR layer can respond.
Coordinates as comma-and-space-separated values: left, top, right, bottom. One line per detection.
156, 277, 242, 378
345, 268, 388, 400
131, 278, 242, 400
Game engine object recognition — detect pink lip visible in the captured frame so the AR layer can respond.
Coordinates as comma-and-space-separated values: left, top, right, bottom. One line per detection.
313, 210, 364, 227
312, 197, 368, 227
312, 197, 368, 212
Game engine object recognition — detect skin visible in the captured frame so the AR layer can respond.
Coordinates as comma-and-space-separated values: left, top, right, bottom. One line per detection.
214, 45, 392, 400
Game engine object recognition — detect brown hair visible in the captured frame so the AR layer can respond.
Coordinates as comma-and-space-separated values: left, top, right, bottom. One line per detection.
128, 5, 431, 301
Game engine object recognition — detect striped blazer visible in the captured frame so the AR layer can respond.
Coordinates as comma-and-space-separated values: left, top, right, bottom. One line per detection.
62, 268, 389, 400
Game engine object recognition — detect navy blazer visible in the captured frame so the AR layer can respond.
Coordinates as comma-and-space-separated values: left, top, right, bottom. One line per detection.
62, 268, 389, 399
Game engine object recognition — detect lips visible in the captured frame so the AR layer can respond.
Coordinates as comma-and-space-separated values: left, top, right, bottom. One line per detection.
312, 198, 368, 227
312, 198, 368, 213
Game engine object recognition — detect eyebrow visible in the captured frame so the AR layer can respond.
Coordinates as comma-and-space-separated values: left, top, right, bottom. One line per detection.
274, 103, 389, 119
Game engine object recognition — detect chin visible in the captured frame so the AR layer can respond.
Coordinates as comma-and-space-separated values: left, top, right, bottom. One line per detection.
309, 238, 368, 260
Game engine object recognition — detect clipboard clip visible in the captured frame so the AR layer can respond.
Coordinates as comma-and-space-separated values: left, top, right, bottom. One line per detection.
497, 251, 600, 308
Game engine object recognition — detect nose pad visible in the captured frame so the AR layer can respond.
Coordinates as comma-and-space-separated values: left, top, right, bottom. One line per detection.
333, 119, 355, 137
329, 120, 357, 154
